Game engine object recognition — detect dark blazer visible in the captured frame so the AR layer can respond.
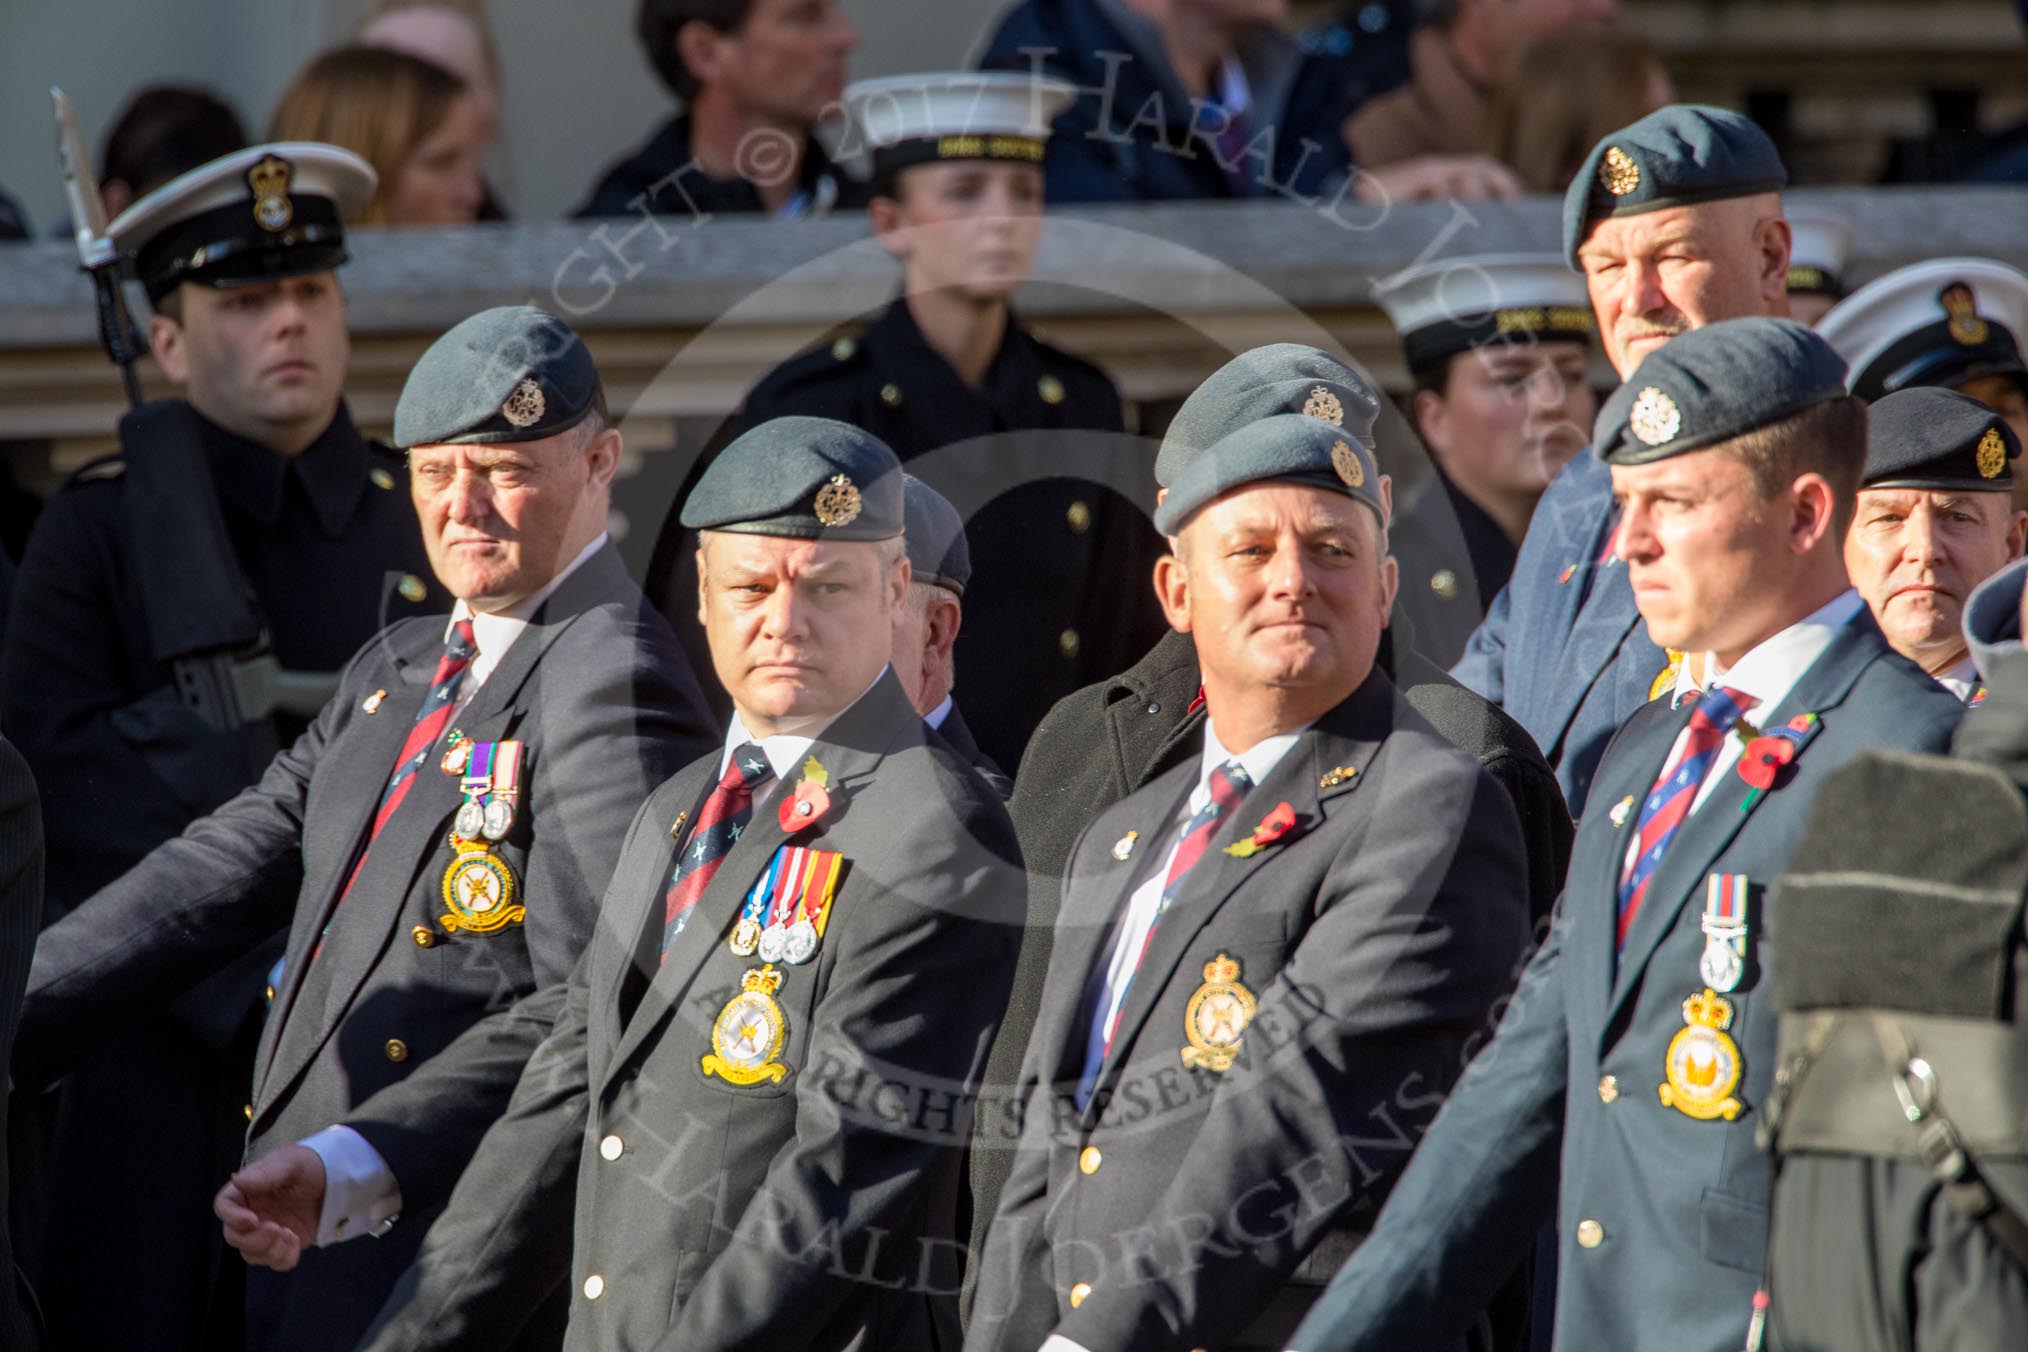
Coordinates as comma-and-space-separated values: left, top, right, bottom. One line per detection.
973, 628, 1571, 1294
1451, 450, 1671, 818
11, 543, 714, 1352
0, 737, 43, 1351
935, 700, 1013, 798
966, 668, 1532, 1351
1290, 613, 1964, 1352
354, 671, 1025, 1352
574, 112, 865, 219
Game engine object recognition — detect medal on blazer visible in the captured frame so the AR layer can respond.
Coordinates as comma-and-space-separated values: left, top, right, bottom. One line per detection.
1181, 953, 1256, 1073
742, 845, 846, 965
440, 846, 524, 934
1658, 987, 1745, 1121
701, 965, 791, 1085
450, 741, 523, 845
440, 730, 471, 776
1699, 873, 1750, 993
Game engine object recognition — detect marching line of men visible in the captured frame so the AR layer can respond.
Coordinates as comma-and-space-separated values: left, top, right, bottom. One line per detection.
2, 72, 2028, 1352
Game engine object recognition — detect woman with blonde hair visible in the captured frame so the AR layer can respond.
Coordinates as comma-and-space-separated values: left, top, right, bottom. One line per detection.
269, 44, 490, 225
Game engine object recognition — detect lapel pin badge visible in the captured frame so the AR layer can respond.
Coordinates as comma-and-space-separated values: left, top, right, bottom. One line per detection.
1609, 795, 1635, 829
1111, 830, 1138, 861
362, 689, 386, 715
1319, 765, 1357, 790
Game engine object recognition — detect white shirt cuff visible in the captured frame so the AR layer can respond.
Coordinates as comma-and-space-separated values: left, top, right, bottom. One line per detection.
300, 1125, 402, 1245
1039, 1337, 1094, 1352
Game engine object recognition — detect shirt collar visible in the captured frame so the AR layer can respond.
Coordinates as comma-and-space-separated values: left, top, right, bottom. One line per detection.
446, 532, 609, 667
924, 694, 954, 730
719, 666, 893, 783
1198, 716, 1307, 804
1937, 653, 1983, 702
1682, 589, 1865, 718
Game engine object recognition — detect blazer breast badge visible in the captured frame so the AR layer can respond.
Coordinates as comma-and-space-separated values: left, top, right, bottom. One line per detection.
702, 964, 792, 1086
1181, 953, 1256, 1073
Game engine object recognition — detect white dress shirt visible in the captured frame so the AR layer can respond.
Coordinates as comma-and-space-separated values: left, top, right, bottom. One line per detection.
1624, 588, 1863, 877
298, 533, 607, 1246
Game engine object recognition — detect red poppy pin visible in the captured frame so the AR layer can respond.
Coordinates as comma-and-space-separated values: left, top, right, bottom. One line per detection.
1737, 713, 1816, 810
1224, 801, 1298, 858
779, 756, 834, 831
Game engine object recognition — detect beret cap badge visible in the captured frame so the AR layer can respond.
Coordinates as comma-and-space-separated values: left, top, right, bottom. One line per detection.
813, 473, 863, 528
1331, 439, 1365, 488
1978, 427, 2007, 479
500, 378, 546, 429
1629, 386, 1683, 447
1303, 386, 1345, 425
247, 154, 295, 233
1600, 146, 1641, 197
1941, 283, 1990, 346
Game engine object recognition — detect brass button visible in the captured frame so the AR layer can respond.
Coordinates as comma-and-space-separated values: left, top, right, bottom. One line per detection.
369, 467, 396, 490
1576, 1219, 1604, 1249
243, 1103, 254, 1121
384, 1038, 409, 1063
1066, 500, 1092, 533
1039, 373, 1066, 405
1598, 1075, 1619, 1103
411, 925, 436, 949
831, 336, 856, 361
1078, 1146, 1102, 1175
397, 574, 427, 603
1069, 1281, 1092, 1308
583, 1273, 605, 1300
1431, 569, 1459, 600
880, 383, 903, 408
264, 984, 275, 1001
1058, 629, 1081, 659
600, 1134, 624, 1161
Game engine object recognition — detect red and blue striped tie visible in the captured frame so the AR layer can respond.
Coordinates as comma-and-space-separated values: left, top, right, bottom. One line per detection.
1075, 761, 1252, 1108
661, 743, 773, 959
315, 619, 477, 955
1617, 686, 1753, 951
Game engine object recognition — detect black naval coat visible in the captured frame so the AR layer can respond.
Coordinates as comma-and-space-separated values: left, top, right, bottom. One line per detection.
649, 298, 1167, 771
0, 737, 42, 1352
1290, 613, 1964, 1352
1758, 644, 2028, 1351
966, 667, 1532, 1351
11, 543, 716, 1352
0, 400, 446, 1352
575, 112, 865, 219
351, 671, 1026, 1352
969, 624, 1572, 1319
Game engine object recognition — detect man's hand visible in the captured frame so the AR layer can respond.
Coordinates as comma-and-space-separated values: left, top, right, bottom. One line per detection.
216, 1143, 325, 1271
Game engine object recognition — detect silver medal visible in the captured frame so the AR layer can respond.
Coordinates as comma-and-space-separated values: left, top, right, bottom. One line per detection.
454, 800, 486, 841
482, 797, 514, 841
1699, 934, 1743, 993
757, 924, 788, 964
782, 919, 818, 965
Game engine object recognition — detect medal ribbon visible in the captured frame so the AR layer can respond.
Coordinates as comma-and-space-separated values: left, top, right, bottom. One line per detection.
795, 850, 845, 936
765, 847, 805, 931
490, 740, 522, 811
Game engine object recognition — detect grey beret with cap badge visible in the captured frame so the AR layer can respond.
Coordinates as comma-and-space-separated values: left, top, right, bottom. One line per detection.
394, 306, 601, 448
682, 415, 904, 541
1157, 344, 1384, 487
1563, 104, 1787, 269
1153, 413, 1385, 536
1592, 316, 1847, 467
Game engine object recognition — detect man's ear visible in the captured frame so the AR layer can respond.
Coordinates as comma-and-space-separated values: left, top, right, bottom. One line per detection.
1154, 546, 1191, 634
583, 427, 622, 489
2007, 509, 2028, 563
1791, 473, 1838, 553
1758, 214, 1794, 314
926, 593, 961, 661
694, 543, 710, 627
675, 20, 729, 92
150, 311, 188, 384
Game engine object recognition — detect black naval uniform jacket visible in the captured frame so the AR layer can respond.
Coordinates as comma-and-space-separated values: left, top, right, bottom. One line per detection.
575, 112, 865, 219
353, 671, 1026, 1352
1290, 614, 1964, 1352
651, 297, 1165, 771
11, 542, 715, 1352
966, 667, 1533, 1351
0, 400, 444, 1352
